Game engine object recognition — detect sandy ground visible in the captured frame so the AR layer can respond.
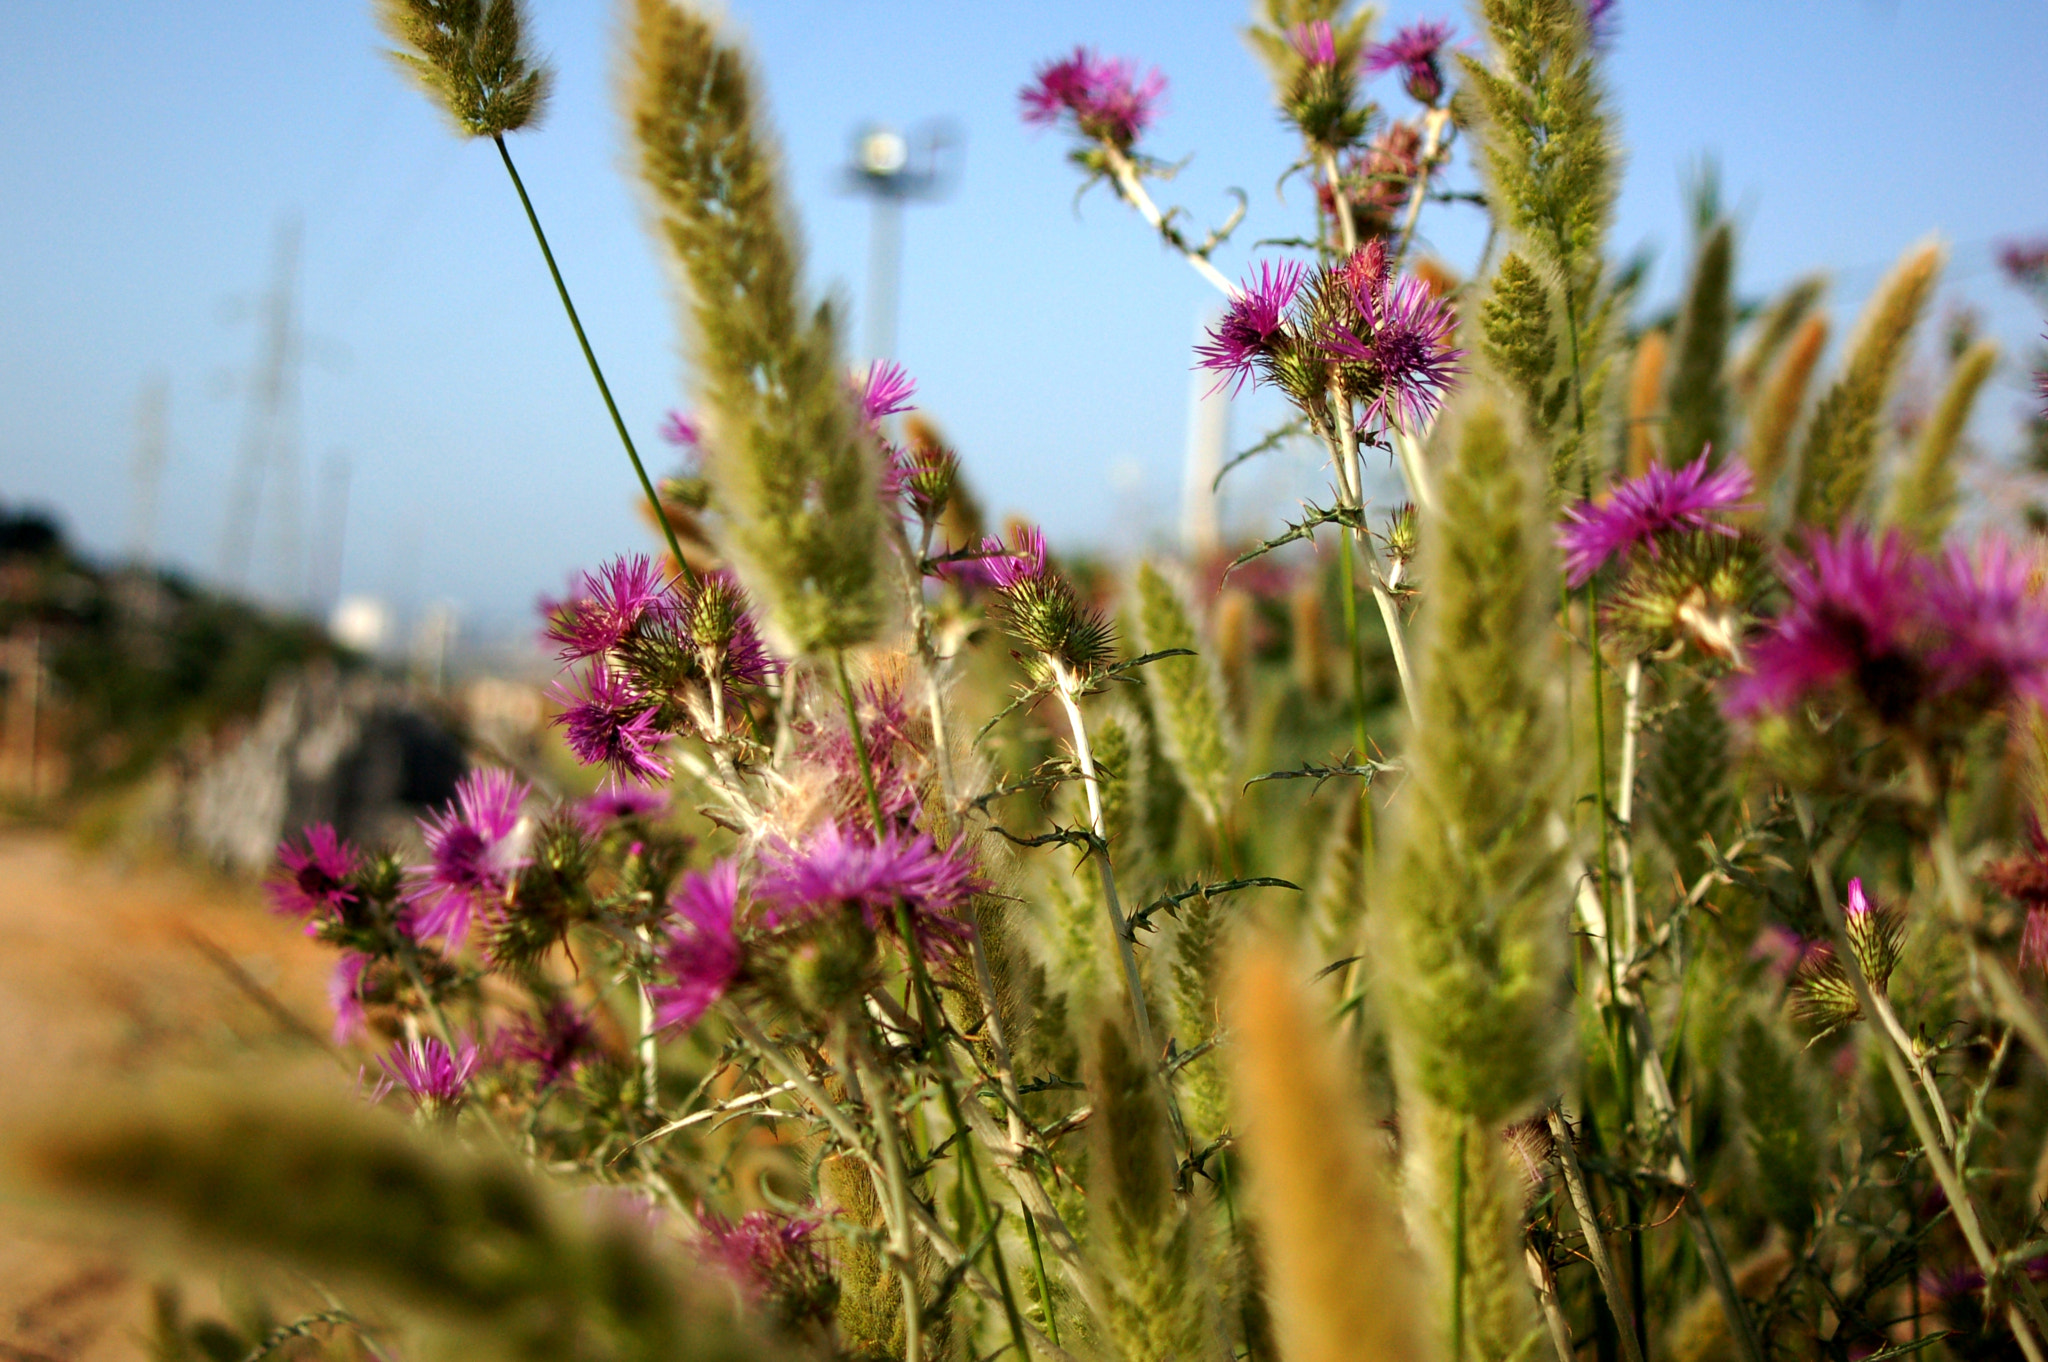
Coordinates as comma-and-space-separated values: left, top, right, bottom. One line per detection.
0, 827, 333, 1361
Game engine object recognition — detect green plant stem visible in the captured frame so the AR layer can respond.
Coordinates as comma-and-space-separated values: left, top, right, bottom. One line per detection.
1546, 1108, 1646, 1362
1021, 1210, 1061, 1347
493, 134, 693, 582
1103, 144, 1238, 297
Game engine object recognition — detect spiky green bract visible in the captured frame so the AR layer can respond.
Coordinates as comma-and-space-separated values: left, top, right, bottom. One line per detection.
377, 0, 553, 138
1885, 337, 1999, 547
1133, 562, 1235, 837
1242, 0, 1373, 85
1375, 398, 1565, 1359
1732, 1015, 1822, 1240
1460, 0, 1618, 494
1603, 530, 1768, 663
1664, 220, 1735, 468
1733, 274, 1826, 401
1793, 239, 1945, 528
1088, 1020, 1221, 1362
11, 1079, 766, 1362
627, 2, 888, 655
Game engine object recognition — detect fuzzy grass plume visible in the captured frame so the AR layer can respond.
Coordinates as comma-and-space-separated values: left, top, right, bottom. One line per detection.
1747, 309, 1829, 507
1133, 561, 1235, 838
377, 0, 552, 137
1664, 219, 1734, 469
1884, 335, 1998, 546
625, 0, 889, 655
1793, 237, 1944, 526
1375, 396, 1567, 1358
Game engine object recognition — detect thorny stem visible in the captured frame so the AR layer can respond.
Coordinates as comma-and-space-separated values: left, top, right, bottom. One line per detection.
1320, 147, 1359, 257
634, 927, 660, 1115
1795, 802, 2048, 1356
1524, 1245, 1576, 1362
1332, 402, 1422, 729
1617, 657, 1644, 958
1867, 984, 1959, 1154
492, 135, 693, 583
1049, 658, 1191, 1154
1546, 1109, 1647, 1362
1393, 108, 1452, 264
1101, 145, 1239, 298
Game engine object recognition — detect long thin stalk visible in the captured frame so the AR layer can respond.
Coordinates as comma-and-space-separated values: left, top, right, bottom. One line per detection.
1450, 1125, 1468, 1362
1546, 1109, 1647, 1362
492, 135, 693, 581
1616, 657, 1644, 958
1393, 108, 1452, 264
1102, 146, 1238, 298
1524, 1245, 1576, 1362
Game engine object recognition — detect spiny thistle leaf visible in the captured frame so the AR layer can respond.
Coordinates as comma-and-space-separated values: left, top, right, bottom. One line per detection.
1665, 219, 1735, 469
1794, 238, 1945, 527
1883, 336, 1999, 547
376, 0, 553, 138
1133, 562, 1236, 834
626, 0, 889, 655
1227, 941, 1424, 1362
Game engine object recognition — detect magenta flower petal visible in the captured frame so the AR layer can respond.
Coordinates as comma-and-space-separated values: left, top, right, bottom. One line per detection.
379, 1033, 480, 1107
856, 361, 917, 425
549, 664, 672, 787
1021, 48, 1165, 148
1195, 259, 1306, 396
1355, 274, 1464, 433
329, 952, 370, 1044
498, 1001, 600, 1088
1724, 527, 1921, 719
1557, 452, 1753, 586
546, 554, 676, 661
406, 768, 531, 949
652, 862, 743, 1030
1287, 19, 1337, 66
1364, 20, 1455, 103
756, 824, 983, 956
1923, 536, 2048, 706
270, 823, 359, 930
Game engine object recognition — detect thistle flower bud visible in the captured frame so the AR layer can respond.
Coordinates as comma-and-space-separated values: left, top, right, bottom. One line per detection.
1603, 528, 1767, 662
1366, 21, 1456, 108
1281, 21, 1368, 150
376, 0, 553, 138
1841, 878, 1903, 994
895, 432, 959, 533
1383, 502, 1420, 587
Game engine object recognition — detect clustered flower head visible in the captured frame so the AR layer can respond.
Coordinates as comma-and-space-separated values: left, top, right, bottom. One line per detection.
854, 360, 916, 427
1790, 879, 1903, 1038
270, 823, 361, 932
1197, 242, 1464, 437
379, 1033, 480, 1115
407, 768, 531, 948
1365, 19, 1455, 105
1279, 19, 1368, 149
1558, 452, 1754, 587
1727, 527, 2048, 734
966, 521, 1117, 679
1020, 48, 1165, 152
697, 1209, 838, 1334
652, 862, 743, 1030
756, 822, 984, 958
497, 1000, 600, 1089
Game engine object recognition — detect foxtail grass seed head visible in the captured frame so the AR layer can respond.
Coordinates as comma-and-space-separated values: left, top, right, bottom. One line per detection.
376, 0, 552, 137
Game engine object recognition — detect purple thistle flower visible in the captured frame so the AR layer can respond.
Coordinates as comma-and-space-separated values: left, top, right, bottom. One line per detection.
660, 410, 701, 448
1195, 259, 1306, 396
1557, 452, 1753, 587
1354, 274, 1465, 433
406, 768, 531, 949
329, 951, 370, 1044
1725, 527, 1925, 721
549, 664, 672, 787
1287, 20, 1337, 67
545, 554, 675, 661
270, 823, 359, 931
379, 1034, 480, 1110
1924, 536, 2048, 707
685, 569, 778, 691
577, 784, 671, 832
652, 862, 743, 1031
1365, 20, 1455, 104
856, 360, 916, 425
942, 522, 1048, 592
697, 1209, 837, 1331
498, 1000, 599, 1088
756, 824, 983, 955
1020, 48, 1166, 149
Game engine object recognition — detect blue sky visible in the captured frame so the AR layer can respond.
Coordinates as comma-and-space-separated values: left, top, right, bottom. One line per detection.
2, 0, 2043, 636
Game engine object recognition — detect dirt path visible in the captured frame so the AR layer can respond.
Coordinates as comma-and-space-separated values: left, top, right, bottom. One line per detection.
0, 828, 332, 1361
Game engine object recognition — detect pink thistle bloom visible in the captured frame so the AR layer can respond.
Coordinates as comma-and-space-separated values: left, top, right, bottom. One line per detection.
697, 1209, 837, 1331
1020, 48, 1166, 150
1365, 19, 1455, 104
1355, 274, 1465, 433
1725, 527, 1924, 721
1923, 536, 2048, 707
1287, 19, 1337, 67
545, 554, 676, 661
498, 1000, 599, 1088
269, 823, 359, 931
406, 768, 530, 948
855, 360, 916, 425
659, 410, 701, 448
329, 952, 370, 1044
379, 1034, 479, 1109
797, 678, 925, 831
577, 784, 671, 831
549, 664, 672, 788
685, 569, 778, 690
652, 862, 743, 1031
756, 824, 983, 955
1195, 258, 1306, 396
942, 522, 1048, 592
1557, 452, 1753, 586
